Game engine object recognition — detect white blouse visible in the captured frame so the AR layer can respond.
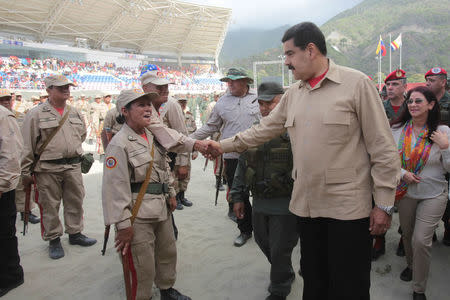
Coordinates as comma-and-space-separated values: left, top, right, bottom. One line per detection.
391, 124, 450, 199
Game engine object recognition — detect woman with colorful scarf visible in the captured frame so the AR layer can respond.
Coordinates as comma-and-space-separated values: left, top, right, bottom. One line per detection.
391, 86, 450, 300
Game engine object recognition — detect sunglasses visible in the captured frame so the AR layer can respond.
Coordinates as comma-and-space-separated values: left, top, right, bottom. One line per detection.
406, 99, 424, 105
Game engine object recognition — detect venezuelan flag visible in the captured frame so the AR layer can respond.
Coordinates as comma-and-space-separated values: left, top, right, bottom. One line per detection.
376, 36, 386, 57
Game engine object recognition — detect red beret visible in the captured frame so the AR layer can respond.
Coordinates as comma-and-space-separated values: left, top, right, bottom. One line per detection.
385, 69, 406, 83
425, 67, 447, 78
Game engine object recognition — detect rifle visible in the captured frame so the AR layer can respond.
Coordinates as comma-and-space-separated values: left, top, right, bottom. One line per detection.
101, 225, 110, 256
215, 155, 223, 206
23, 182, 31, 236
203, 157, 209, 171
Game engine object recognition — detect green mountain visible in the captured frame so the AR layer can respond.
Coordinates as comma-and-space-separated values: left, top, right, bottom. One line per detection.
220, 0, 450, 84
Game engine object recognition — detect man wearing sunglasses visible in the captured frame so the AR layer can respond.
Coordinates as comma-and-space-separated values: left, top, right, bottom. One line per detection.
21, 75, 97, 260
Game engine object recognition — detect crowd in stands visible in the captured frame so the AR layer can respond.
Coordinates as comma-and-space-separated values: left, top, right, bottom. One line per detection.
0, 56, 226, 91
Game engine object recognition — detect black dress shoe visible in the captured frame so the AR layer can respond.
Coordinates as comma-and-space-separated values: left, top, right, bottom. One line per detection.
396, 238, 405, 257
160, 287, 191, 300
400, 267, 412, 282
413, 292, 427, 300
49, 238, 65, 259
265, 294, 286, 300
0, 278, 24, 297
234, 232, 252, 247
68, 233, 97, 246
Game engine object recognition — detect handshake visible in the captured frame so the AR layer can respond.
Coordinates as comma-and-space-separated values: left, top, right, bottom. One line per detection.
193, 140, 224, 158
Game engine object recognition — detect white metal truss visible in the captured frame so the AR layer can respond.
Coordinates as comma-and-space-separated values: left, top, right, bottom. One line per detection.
0, 0, 231, 60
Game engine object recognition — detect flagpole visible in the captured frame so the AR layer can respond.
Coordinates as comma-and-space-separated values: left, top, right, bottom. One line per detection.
378, 50, 381, 92
389, 34, 392, 73
400, 42, 402, 69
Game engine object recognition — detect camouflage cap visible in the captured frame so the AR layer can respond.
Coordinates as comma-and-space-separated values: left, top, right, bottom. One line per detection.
0, 89, 12, 98
257, 82, 284, 101
220, 68, 253, 84
44, 74, 75, 88
116, 89, 159, 113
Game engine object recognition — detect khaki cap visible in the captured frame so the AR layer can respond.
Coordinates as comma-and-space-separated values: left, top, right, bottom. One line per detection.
15, 91, 22, 96
31, 96, 39, 101
40, 91, 48, 97
0, 89, 12, 98
44, 74, 76, 88
95, 94, 102, 99
116, 89, 159, 113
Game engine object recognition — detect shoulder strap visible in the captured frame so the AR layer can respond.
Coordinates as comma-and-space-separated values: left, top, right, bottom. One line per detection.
130, 142, 155, 224
30, 106, 71, 173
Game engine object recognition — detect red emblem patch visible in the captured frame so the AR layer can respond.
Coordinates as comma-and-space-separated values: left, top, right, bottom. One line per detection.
105, 157, 117, 169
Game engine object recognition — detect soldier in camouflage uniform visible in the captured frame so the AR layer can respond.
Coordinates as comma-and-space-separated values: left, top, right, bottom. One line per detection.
426, 67, 450, 246
230, 82, 298, 300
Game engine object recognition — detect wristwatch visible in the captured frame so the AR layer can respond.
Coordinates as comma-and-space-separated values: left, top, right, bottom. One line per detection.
376, 204, 395, 216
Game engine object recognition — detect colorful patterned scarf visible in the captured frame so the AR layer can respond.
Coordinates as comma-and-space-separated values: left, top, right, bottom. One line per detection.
395, 120, 432, 201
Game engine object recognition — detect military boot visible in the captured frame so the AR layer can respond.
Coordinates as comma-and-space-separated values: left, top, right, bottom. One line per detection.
227, 204, 237, 223
175, 192, 184, 210
372, 236, 385, 261
160, 287, 191, 300
20, 212, 40, 224
69, 233, 97, 246
49, 238, 65, 259
179, 191, 192, 207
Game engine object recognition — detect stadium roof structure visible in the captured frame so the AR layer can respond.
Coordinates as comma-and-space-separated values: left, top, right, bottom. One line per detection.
0, 0, 231, 61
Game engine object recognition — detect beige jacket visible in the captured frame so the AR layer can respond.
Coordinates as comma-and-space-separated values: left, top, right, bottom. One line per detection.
21, 102, 86, 176
0, 106, 23, 192
102, 124, 175, 229
221, 61, 401, 220
158, 97, 189, 166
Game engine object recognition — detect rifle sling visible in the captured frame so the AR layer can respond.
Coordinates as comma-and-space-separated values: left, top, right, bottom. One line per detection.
130, 142, 155, 224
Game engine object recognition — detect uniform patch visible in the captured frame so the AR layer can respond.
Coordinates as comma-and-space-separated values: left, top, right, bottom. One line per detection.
432, 67, 442, 74
105, 157, 117, 169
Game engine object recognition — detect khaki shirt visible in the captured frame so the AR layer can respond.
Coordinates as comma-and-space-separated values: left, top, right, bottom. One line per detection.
13, 101, 31, 114
13, 110, 25, 127
159, 97, 189, 166
221, 60, 400, 220
21, 102, 87, 176
74, 100, 91, 122
0, 106, 23, 192
103, 107, 122, 136
184, 111, 197, 135
102, 124, 175, 229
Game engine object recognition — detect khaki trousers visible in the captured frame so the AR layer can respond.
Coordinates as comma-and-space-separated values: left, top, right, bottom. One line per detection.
127, 215, 177, 300
15, 176, 36, 212
35, 166, 85, 241
173, 162, 191, 193
398, 191, 448, 293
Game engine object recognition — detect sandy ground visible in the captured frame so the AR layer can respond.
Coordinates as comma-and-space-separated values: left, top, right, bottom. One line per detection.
6, 153, 450, 300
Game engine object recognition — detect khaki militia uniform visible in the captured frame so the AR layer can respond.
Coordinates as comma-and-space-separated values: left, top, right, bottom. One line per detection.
74, 99, 91, 137
175, 110, 197, 192
90, 101, 108, 154
102, 124, 177, 300
13, 109, 37, 213
103, 107, 122, 137
159, 97, 190, 193
0, 105, 24, 289
21, 102, 87, 241
13, 101, 31, 114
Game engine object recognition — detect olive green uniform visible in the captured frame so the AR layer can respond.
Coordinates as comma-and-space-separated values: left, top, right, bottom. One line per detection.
383, 99, 404, 121
230, 131, 298, 297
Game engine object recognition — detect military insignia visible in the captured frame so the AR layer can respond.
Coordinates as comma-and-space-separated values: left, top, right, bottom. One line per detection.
432, 67, 441, 74
105, 157, 117, 169
133, 88, 144, 95
396, 70, 402, 77
128, 135, 137, 141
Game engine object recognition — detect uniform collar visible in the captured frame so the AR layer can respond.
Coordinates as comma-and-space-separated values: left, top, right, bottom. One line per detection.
41, 101, 68, 116
298, 59, 342, 90
122, 123, 153, 148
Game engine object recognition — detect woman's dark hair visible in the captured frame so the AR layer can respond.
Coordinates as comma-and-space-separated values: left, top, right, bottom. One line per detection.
115, 102, 133, 124
391, 86, 440, 143
281, 22, 327, 56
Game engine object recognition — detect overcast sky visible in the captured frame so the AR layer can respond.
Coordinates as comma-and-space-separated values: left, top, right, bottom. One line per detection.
185, 0, 364, 30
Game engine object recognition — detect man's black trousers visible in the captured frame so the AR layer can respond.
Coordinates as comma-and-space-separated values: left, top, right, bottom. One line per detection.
224, 158, 252, 234
297, 216, 372, 300
0, 190, 24, 288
